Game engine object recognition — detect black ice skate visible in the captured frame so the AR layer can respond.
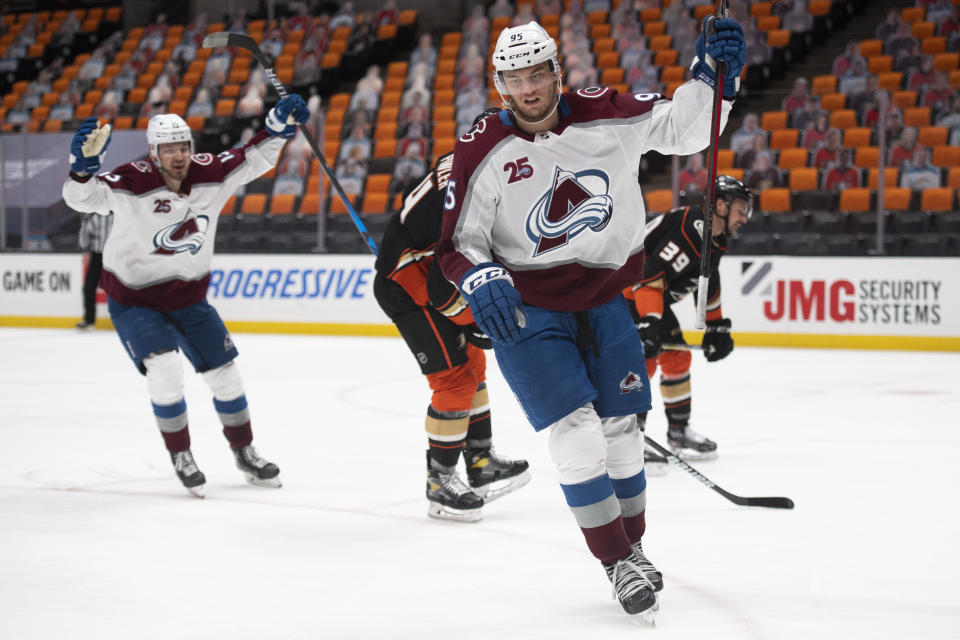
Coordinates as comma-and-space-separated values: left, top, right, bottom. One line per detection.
171, 449, 206, 498
602, 548, 659, 617
667, 424, 718, 460
233, 445, 282, 488
630, 540, 664, 592
464, 447, 531, 502
427, 455, 484, 522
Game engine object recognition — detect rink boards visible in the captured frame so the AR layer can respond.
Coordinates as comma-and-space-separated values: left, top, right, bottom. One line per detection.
1, 253, 958, 351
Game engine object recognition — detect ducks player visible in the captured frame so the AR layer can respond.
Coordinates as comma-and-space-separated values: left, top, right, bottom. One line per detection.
436, 19, 745, 616
61, 96, 310, 497
374, 109, 530, 522
624, 176, 753, 463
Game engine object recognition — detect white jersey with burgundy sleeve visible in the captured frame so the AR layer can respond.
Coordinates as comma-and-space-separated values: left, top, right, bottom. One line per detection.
437, 80, 732, 312
62, 130, 285, 311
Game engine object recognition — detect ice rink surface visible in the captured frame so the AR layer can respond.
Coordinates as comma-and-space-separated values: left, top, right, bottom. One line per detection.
1, 327, 958, 639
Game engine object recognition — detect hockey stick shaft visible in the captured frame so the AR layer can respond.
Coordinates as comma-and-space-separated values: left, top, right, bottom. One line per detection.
645, 436, 795, 509
661, 343, 702, 351
203, 32, 379, 256
694, 0, 729, 330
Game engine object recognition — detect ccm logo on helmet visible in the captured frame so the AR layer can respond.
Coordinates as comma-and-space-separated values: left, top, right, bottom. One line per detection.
508, 52, 530, 59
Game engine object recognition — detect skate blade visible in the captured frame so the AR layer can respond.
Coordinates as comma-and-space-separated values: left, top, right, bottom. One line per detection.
633, 600, 659, 627
669, 446, 718, 461
427, 502, 483, 523
473, 470, 531, 503
186, 484, 206, 498
244, 473, 282, 488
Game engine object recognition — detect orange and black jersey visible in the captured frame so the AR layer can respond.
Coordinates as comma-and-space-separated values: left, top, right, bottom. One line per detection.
623, 205, 726, 322
373, 152, 472, 323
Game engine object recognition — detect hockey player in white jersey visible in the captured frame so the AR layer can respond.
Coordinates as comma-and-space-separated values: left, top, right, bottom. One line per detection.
62, 96, 310, 497
436, 20, 745, 616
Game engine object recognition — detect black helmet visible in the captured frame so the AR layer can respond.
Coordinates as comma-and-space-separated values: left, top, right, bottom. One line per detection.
715, 175, 753, 220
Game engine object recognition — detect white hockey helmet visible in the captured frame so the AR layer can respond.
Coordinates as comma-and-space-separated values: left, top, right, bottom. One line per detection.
146, 113, 193, 166
491, 21, 561, 97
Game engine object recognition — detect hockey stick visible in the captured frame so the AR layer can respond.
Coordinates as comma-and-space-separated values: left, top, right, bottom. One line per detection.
694, 0, 729, 330
661, 344, 703, 351
202, 31, 379, 256
645, 436, 795, 509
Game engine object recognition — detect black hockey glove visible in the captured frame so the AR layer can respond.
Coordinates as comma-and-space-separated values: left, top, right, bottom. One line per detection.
702, 318, 734, 362
464, 324, 493, 350
636, 315, 663, 359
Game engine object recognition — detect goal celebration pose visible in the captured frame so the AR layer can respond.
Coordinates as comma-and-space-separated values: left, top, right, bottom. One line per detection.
437, 20, 744, 615
61, 96, 309, 497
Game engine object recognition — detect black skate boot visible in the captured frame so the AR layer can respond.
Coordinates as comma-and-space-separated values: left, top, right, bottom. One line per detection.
630, 540, 664, 592
602, 548, 659, 616
171, 449, 206, 498
233, 446, 282, 488
427, 454, 484, 522
667, 424, 718, 460
464, 447, 531, 502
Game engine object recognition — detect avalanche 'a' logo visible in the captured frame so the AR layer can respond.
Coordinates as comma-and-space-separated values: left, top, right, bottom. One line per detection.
525, 166, 613, 256
619, 371, 645, 394
152, 212, 209, 255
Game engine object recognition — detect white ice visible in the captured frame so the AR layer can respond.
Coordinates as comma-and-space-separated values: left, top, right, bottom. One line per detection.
1, 328, 958, 639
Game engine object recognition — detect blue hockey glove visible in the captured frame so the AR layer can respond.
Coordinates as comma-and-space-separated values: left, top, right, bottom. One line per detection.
692, 18, 746, 100
702, 317, 734, 362
69, 116, 112, 174
265, 94, 310, 138
459, 263, 524, 346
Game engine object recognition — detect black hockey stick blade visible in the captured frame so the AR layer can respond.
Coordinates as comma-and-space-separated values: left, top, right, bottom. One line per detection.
646, 437, 795, 509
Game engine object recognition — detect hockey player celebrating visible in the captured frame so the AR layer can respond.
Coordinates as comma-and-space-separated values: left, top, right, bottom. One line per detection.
624, 176, 753, 462
61, 96, 310, 497
373, 109, 530, 522
436, 20, 745, 616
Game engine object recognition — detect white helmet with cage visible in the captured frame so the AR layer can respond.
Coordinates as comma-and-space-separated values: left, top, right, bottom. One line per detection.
491, 21, 562, 100
146, 114, 193, 166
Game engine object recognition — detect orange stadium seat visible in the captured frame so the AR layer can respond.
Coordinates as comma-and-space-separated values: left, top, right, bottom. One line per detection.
876, 71, 903, 91
885, 187, 913, 211
433, 121, 456, 138
693, 5, 715, 20
892, 90, 918, 110
918, 126, 947, 147
717, 149, 735, 169
43, 119, 62, 132
757, 16, 780, 31
649, 35, 672, 51
770, 128, 799, 149
868, 167, 899, 189
597, 51, 619, 69
811, 75, 836, 95
221, 195, 237, 215
766, 30, 790, 49
240, 194, 268, 215
270, 194, 296, 215
432, 137, 457, 158
789, 167, 820, 191
903, 107, 931, 127
373, 138, 397, 158
760, 188, 791, 212
868, 56, 893, 74
843, 127, 873, 147
901, 7, 924, 23
920, 188, 955, 211
362, 192, 390, 215
365, 174, 391, 194
590, 23, 611, 39
934, 53, 959, 71
299, 193, 321, 216
660, 66, 686, 83
375, 121, 396, 139
778, 147, 810, 170
654, 50, 678, 66
911, 21, 935, 39
808, 0, 831, 15
859, 39, 884, 58
922, 37, 946, 55
854, 146, 880, 169
932, 145, 960, 167
640, 8, 662, 21
761, 111, 788, 131
839, 188, 872, 212
186, 115, 205, 131
645, 189, 674, 213
329, 194, 358, 215
593, 37, 614, 53
113, 116, 134, 130
829, 110, 857, 129
643, 22, 666, 36
601, 67, 625, 84
820, 93, 847, 111
750, 1, 773, 17
948, 168, 960, 189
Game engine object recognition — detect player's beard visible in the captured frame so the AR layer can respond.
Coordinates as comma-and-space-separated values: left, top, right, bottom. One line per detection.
510, 88, 558, 124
